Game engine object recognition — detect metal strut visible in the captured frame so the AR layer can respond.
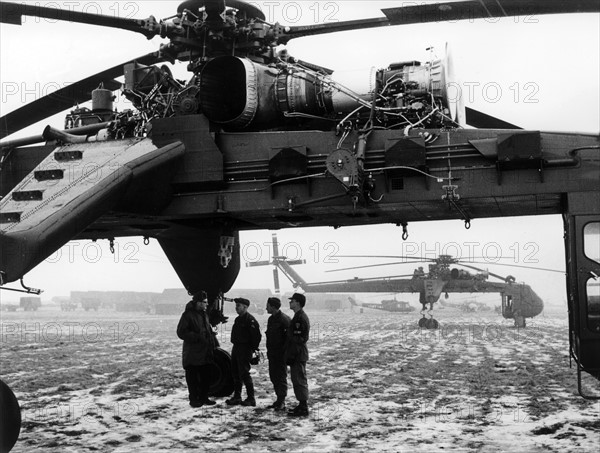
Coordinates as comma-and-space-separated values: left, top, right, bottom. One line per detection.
0, 279, 43, 295
576, 361, 600, 400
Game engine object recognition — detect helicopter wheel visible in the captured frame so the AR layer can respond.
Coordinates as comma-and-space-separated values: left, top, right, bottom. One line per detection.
418, 317, 428, 328
0, 379, 21, 453
426, 318, 439, 330
208, 348, 234, 397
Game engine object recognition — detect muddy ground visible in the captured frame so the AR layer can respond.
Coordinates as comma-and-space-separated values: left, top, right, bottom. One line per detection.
1, 305, 598, 452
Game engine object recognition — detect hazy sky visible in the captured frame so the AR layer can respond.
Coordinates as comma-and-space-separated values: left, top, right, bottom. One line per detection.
0, 2, 598, 305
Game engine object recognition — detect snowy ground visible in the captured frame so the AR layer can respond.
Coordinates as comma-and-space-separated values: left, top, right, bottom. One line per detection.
1, 305, 598, 452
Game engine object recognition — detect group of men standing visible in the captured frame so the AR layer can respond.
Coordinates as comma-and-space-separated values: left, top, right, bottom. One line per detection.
176, 291, 310, 417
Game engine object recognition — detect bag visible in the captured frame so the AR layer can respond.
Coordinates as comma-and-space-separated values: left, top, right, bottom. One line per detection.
250, 349, 263, 365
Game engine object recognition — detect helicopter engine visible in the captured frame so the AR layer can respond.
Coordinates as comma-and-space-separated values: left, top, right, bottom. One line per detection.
199, 55, 454, 131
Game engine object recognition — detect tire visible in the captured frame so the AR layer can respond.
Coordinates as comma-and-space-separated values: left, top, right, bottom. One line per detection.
0, 379, 21, 453
208, 348, 234, 397
418, 317, 428, 328
426, 318, 439, 330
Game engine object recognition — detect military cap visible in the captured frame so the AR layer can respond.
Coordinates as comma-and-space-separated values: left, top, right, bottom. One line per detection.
288, 292, 306, 307
234, 297, 250, 307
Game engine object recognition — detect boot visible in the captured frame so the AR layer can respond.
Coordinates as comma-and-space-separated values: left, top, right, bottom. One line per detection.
268, 398, 286, 411
287, 401, 308, 417
241, 381, 255, 406
226, 394, 243, 406
241, 397, 256, 407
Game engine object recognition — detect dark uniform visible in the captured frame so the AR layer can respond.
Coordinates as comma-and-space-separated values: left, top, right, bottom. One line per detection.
266, 307, 291, 404
285, 305, 310, 406
230, 306, 262, 402
176, 298, 216, 405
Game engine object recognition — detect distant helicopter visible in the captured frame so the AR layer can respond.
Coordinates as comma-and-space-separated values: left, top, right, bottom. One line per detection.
348, 295, 416, 313
324, 253, 553, 328
246, 233, 547, 328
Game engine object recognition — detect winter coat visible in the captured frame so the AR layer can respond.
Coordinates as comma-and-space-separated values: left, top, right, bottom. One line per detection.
177, 301, 217, 368
231, 312, 262, 350
284, 309, 310, 364
266, 310, 291, 357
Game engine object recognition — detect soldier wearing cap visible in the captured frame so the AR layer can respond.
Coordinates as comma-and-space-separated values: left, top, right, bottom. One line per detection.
176, 291, 217, 408
285, 292, 310, 417
226, 297, 262, 407
265, 296, 291, 411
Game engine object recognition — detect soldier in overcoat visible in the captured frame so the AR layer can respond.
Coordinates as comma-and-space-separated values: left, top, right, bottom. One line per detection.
176, 291, 217, 407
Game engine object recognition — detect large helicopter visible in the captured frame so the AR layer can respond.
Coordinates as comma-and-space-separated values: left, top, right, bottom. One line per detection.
322, 253, 547, 328
1, 1, 599, 449
249, 233, 545, 328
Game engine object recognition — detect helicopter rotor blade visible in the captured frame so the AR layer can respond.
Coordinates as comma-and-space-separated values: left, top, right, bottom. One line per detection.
326, 255, 435, 273
325, 254, 439, 273
465, 107, 521, 129
279, 0, 600, 43
277, 17, 391, 44
0, 1, 158, 38
0, 51, 164, 139
272, 268, 280, 294
271, 233, 280, 258
326, 262, 416, 273
382, 1, 600, 25
335, 255, 435, 261
245, 260, 271, 267
458, 260, 564, 274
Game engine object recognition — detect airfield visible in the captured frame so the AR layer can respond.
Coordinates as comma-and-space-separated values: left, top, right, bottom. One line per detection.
1, 303, 598, 452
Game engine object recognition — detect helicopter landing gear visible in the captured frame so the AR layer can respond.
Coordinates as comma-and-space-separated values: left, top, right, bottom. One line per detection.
513, 315, 526, 328
418, 309, 439, 329
0, 379, 21, 453
426, 318, 439, 329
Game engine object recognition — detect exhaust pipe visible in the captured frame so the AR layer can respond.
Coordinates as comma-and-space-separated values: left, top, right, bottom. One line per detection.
42, 126, 89, 144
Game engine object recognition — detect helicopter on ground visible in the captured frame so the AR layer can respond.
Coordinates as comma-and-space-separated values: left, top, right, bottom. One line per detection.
248, 233, 545, 328
325, 253, 551, 328
1, 1, 599, 449
348, 295, 417, 313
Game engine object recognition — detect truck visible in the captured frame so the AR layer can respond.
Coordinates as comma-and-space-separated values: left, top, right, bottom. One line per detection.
19, 297, 41, 311
81, 298, 101, 311
60, 300, 78, 311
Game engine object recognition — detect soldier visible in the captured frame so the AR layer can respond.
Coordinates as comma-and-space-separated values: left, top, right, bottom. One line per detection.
285, 293, 310, 417
226, 298, 262, 407
176, 291, 217, 408
265, 296, 291, 411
